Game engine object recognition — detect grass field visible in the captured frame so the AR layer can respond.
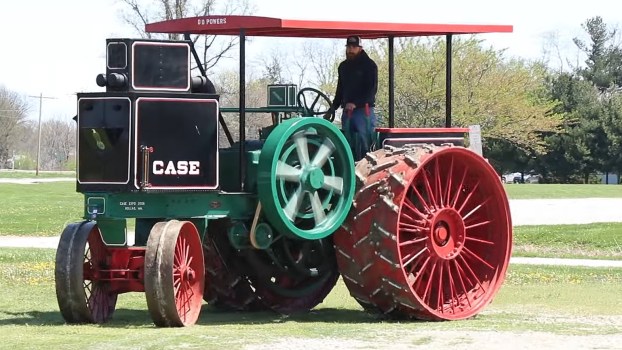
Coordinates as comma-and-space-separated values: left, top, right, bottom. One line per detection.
0, 247, 620, 349
0, 182, 83, 236
513, 223, 622, 260
0, 170, 75, 179
503, 183, 622, 199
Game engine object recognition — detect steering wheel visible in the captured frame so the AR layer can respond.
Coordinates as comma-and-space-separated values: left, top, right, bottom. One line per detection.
296, 87, 335, 122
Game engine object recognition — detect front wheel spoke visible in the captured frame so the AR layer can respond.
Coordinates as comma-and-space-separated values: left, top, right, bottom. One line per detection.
293, 132, 310, 166
283, 186, 304, 221
276, 161, 302, 182
311, 137, 336, 168
174, 243, 182, 266
322, 175, 343, 195
183, 240, 190, 266
309, 191, 327, 225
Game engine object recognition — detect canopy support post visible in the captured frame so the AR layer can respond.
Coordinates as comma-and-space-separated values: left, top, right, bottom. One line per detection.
388, 36, 395, 128
239, 29, 246, 191
445, 34, 453, 128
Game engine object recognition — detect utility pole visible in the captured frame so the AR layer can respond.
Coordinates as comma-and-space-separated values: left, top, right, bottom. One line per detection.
28, 93, 56, 176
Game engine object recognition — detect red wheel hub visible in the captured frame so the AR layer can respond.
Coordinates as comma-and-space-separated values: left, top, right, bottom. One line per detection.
428, 208, 465, 259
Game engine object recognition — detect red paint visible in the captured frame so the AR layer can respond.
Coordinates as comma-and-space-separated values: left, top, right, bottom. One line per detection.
145, 15, 513, 38
375, 127, 469, 134
84, 246, 147, 294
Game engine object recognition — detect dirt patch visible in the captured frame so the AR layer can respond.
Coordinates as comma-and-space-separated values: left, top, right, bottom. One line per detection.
243, 331, 622, 349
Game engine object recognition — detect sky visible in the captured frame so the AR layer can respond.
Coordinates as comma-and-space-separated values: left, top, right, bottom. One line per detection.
1, 0, 621, 123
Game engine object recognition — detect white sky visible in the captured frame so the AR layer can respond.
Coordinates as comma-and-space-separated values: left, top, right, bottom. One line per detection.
1, 0, 621, 122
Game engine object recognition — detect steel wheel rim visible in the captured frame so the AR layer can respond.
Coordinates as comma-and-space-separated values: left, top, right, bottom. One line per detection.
145, 220, 205, 327
397, 147, 511, 319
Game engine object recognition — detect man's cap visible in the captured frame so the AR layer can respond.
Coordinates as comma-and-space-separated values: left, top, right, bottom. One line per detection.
346, 35, 362, 47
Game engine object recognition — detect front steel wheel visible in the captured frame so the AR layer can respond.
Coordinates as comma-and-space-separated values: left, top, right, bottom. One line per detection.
55, 221, 117, 324
145, 220, 205, 327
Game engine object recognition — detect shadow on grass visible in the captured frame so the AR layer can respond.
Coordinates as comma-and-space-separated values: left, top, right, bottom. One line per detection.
0, 305, 425, 328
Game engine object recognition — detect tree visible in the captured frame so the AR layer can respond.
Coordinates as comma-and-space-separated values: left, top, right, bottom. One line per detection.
540, 71, 610, 183
367, 36, 562, 154
573, 16, 622, 94
211, 68, 276, 146
40, 118, 76, 171
119, 0, 256, 72
0, 86, 30, 168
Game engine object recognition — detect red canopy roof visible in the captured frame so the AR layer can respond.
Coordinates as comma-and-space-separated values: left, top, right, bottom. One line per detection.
145, 15, 513, 39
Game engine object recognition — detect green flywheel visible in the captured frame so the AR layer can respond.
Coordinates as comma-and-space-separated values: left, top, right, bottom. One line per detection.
257, 117, 355, 240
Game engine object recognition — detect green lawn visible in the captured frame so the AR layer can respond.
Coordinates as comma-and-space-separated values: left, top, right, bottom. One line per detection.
0, 182, 83, 236
513, 223, 622, 260
0, 170, 75, 179
504, 183, 622, 199
0, 248, 620, 349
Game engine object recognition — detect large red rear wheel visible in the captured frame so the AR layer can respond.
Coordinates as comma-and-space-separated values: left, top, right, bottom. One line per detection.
145, 220, 205, 327
335, 145, 512, 320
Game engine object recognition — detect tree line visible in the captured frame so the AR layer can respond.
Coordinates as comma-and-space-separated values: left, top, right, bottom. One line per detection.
0, 87, 75, 171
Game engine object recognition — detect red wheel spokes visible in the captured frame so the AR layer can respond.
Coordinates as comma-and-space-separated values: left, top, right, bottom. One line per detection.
174, 234, 197, 323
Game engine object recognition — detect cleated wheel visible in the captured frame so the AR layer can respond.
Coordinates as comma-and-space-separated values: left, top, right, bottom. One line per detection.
202, 219, 264, 311
145, 220, 205, 327
241, 233, 339, 314
55, 221, 117, 324
258, 117, 355, 240
335, 145, 512, 320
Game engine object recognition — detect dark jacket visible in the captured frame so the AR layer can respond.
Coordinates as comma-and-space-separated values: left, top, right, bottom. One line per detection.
332, 50, 378, 109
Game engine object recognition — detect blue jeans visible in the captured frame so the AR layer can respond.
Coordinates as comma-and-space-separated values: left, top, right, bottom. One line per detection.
342, 106, 376, 161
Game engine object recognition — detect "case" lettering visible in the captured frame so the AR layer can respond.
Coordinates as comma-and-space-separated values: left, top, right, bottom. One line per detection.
152, 160, 200, 175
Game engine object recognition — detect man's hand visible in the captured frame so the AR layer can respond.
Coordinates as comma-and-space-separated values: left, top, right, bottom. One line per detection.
345, 102, 356, 112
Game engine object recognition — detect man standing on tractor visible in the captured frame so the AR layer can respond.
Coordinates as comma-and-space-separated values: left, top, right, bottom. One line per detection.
331, 35, 378, 161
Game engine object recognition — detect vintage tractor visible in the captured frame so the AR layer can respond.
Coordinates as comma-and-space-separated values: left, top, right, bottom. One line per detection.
54, 15, 513, 327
